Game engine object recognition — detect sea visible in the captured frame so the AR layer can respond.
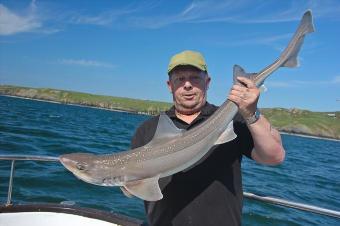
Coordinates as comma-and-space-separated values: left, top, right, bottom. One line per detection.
0, 95, 339, 226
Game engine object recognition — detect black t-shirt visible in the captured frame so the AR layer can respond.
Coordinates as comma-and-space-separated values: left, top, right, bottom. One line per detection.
131, 102, 254, 226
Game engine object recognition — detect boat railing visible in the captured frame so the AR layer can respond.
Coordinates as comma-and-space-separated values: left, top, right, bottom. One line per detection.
0, 155, 59, 206
0, 154, 339, 219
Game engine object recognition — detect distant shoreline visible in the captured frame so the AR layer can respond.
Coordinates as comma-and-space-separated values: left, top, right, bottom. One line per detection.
1, 94, 150, 116
2, 94, 339, 142
280, 132, 340, 142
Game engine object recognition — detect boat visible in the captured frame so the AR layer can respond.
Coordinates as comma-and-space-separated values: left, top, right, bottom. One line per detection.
0, 155, 339, 225
1, 204, 143, 226
0, 155, 144, 226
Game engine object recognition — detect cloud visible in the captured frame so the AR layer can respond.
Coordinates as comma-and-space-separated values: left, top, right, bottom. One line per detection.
0, 0, 61, 36
68, 1, 159, 26
35, 28, 61, 34
59, 59, 116, 68
0, 1, 41, 35
126, 0, 340, 29
266, 81, 295, 88
219, 33, 293, 48
3, 0, 340, 35
266, 76, 340, 88
69, 9, 136, 26
332, 76, 340, 84
127, 0, 238, 29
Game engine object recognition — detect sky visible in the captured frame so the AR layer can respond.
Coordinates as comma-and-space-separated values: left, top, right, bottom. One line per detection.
0, 0, 339, 112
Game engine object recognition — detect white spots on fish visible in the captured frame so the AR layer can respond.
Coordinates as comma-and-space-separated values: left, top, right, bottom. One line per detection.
116, 158, 127, 166
143, 147, 152, 153
101, 159, 119, 166
102, 175, 125, 186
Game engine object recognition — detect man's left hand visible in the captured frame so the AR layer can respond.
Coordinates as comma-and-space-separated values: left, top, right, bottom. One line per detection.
228, 76, 260, 119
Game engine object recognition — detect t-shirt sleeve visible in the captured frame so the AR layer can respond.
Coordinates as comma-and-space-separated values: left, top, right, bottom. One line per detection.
234, 121, 254, 159
131, 125, 146, 149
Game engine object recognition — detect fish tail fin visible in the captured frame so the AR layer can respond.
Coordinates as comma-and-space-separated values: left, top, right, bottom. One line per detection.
281, 10, 315, 68
301, 10, 315, 34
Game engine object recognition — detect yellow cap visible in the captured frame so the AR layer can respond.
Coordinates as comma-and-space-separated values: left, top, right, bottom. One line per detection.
168, 50, 208, 74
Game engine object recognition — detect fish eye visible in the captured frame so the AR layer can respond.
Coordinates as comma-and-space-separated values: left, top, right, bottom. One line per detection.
76, 163, 87, 171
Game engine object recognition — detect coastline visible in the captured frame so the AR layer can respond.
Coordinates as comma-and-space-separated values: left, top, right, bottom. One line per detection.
1, 94, 151, 116
2, 94, 339, 142
280, 132, 340, 142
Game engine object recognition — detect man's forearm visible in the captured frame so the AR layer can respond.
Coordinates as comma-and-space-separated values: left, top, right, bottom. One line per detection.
248, 115, 285, 165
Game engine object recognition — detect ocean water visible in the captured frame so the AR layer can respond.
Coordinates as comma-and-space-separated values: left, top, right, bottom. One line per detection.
0, 95, 339, 225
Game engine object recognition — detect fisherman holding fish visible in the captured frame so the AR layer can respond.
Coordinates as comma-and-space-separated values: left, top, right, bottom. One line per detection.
131, 50, 286, 226
60, 11, 314, 226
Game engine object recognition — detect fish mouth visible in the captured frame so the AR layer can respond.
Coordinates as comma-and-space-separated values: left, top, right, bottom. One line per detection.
59, 156, 81, 178
59, 155, 105, 186
59, 156, 101, 185
59, 156, 77, 171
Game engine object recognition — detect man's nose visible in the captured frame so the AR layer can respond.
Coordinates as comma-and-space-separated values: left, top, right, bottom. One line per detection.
183, 80, 193, 90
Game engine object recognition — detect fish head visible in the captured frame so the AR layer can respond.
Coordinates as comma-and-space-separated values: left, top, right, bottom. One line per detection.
59, 153, 106, 185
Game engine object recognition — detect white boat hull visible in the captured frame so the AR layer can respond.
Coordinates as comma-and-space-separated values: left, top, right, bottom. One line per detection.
1, 211, 119, 226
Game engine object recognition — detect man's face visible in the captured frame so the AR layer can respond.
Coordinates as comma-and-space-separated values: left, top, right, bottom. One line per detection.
167, 66, 210, 114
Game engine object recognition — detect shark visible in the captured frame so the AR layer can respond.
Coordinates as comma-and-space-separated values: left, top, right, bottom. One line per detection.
60, 10, 314, 201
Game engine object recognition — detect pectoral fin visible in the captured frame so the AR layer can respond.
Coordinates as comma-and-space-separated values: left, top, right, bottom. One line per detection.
214, 121, 237, 145
259, 84, 267, 92
123, 175, 163, 201
120, 187, 133, 198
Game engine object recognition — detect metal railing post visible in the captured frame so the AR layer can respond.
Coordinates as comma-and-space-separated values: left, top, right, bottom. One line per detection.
6, 160, 15, 206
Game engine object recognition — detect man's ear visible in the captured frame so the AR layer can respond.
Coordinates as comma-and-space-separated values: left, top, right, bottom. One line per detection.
206, 75, 211, 90
167, 80, 173, 93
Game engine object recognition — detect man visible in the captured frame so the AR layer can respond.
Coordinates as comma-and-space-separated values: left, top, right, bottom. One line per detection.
131, 50, 285, 226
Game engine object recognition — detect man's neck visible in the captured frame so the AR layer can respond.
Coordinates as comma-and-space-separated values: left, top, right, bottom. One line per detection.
175, 110, 201, 124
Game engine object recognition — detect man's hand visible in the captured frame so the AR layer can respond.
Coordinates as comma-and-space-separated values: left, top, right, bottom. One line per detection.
228, 76, 285, 165
228, 77, 260, 119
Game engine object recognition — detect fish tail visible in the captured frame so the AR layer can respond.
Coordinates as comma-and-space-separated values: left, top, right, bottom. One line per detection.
281, 10, 315, 68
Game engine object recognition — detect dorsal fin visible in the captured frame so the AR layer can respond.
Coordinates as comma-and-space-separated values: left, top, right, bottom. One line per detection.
233, 65, 257, 86
146, 113, 184, 147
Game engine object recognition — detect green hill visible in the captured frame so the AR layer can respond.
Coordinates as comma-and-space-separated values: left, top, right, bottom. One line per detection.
261, 108, 339, 140
0, 85, 171, 115
1, 85, 339, 140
